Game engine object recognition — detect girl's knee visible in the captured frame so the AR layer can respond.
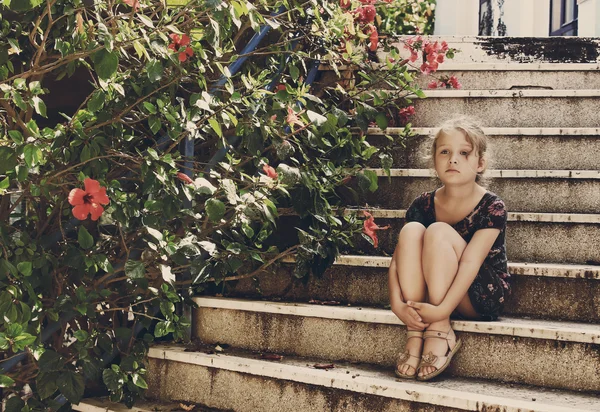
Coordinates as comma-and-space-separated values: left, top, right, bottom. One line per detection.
423, 222, 453, 242
399, 222, 426, 242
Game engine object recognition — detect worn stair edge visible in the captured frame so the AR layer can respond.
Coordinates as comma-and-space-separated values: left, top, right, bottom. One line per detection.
349, 209, 600, 224
74, 400, 170, 412
369, 168, 600, 179
146, 345, 599, 412
193, 297, 600, 345
418, 89, 600, 98
320, 63, 600, 71
369, 127, 600, 136
280, 255, 600, 281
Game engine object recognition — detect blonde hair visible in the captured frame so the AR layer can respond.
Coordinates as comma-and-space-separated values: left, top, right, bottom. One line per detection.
426, 116, 492, 184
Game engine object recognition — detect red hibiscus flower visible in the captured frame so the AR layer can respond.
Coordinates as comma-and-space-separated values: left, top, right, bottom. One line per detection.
123, 0, 140, 11
263, 164, 278, 179
366, 25, 379, 52
363, 211, 390, 248
68, 178, 110, 221
168, 33, 194, 62
177, 172, 194, 184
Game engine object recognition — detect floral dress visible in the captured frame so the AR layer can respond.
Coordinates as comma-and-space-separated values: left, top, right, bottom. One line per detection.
405, 190, 510, 320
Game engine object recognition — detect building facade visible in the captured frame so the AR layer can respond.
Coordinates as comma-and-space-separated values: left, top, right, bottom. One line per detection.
434, 0, 598, 37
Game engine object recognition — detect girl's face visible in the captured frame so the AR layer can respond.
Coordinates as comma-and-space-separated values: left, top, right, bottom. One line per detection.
434, 130, 484, 185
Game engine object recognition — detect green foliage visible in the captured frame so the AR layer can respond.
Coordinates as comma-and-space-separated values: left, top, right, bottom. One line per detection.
0, 0, 439, 408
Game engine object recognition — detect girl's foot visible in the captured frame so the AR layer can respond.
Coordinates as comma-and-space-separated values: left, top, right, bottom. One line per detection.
417, 326, 462, 381
395, 330, 424, 379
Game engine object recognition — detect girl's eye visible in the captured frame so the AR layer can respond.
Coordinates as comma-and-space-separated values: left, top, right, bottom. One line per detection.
461, 151, 469, 156
440, 150, 448, 154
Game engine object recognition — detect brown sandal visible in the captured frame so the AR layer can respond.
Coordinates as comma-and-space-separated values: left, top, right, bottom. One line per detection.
416, 327, 462, 381
394, 331, 424, 379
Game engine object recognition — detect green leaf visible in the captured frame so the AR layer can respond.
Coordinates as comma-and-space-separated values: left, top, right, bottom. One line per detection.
102, 367, 124, 392
56, 371, 85, 404
17, 261, 32, 277
8, 130, 23, 144
92, 49, 119, 80
0, 177, 9, 191
78, 226, 94, 249
205, 198, 225, 222
74, 330, 89, 341
23, 144, 42, 168
0, 147, 18, 174
125, 260, 145, 279
289, 65, 299, 81
31, 96, 47, 117
0, 374, 14, 388
132, 373, 148, 389
375, 113, 388, 130
148, 116, 161, 134
208, 117, 222, 137
138, 14, 154, 28
36, 372, 59, 399
154, 321, 168, 337
4, 395, 24, 412
146, 59, 163, 82
307, 110, 327, 126
87, 90, 106, 112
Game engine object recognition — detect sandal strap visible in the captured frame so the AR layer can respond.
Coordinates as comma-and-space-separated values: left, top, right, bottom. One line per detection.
406, 330, 424, 339
423, 328, 457, 348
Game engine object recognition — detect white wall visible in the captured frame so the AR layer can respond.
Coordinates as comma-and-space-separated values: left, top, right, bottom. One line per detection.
433, 0, 480, 36
434, 0, 550, 37
578, 0, 600, 36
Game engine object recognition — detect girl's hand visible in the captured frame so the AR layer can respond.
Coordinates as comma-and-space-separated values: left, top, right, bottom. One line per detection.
392, 302, 430, 330
406, 301, 447, 323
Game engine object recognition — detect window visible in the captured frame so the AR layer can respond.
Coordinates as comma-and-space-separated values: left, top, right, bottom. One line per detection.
550, 0, 578, 36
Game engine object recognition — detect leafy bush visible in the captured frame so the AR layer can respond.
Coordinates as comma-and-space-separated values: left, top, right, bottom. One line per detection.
0, 0, 448, 408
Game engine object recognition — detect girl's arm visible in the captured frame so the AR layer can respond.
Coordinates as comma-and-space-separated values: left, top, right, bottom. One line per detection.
438, 228, 500, 316
388, 248, 405, 308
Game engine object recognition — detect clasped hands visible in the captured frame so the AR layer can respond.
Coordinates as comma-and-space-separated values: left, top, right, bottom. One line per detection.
393, 300, 450, 329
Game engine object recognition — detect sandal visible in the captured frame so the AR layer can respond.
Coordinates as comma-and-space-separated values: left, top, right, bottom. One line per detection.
416, 327, 462, 381
394, 330, 424, 379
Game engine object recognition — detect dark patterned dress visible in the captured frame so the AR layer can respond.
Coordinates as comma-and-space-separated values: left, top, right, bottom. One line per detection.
405, 189, 510, 320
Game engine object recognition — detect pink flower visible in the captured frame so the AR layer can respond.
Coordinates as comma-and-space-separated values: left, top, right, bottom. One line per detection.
68, 178, 110, 221
340, 0, 351, 8
355, 5, 376, 23
398, 106, 415, 125
177, 172, 194, 184
441, 41, 449, 52
263, 164, 278, 179
427, 80, 438, 89
286, 107, 305, 129
363, 211, 390, 248
275, 83, 286, 92
447, 75, 461, 89
168, 33, 194, 62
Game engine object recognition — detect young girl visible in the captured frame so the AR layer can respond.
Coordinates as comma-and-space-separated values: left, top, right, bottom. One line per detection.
388, 117, 510, 381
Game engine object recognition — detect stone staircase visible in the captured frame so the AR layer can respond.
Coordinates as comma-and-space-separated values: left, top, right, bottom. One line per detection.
76, 37, 600, 411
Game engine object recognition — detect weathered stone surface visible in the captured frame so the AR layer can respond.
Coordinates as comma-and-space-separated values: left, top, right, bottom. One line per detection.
360, 177, 600, 213
367, 133, 600, 171
341, 218, 600, 265
223, 266, 600, 323
412, 93, 600, 128
412, 69, 600, 91
146, 356, 462, 412
194, 308, 600, 392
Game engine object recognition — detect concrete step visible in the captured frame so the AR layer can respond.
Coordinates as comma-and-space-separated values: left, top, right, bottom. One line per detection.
74, 398, 221, 411
408, 90, 600, 128
226, 253, 600, 323
144, 345, 600, 412
388, 36, 600, 65
340, 209, 600, 265
357, 169, 600, 213
320, 63, 600, 91
192, 297, 600, 392
367, 127, 600, 170
413, 64, 600, 90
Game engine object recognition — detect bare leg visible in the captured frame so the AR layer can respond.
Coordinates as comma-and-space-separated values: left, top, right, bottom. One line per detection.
390, 222, 427, 375
418, 222, 477, 377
